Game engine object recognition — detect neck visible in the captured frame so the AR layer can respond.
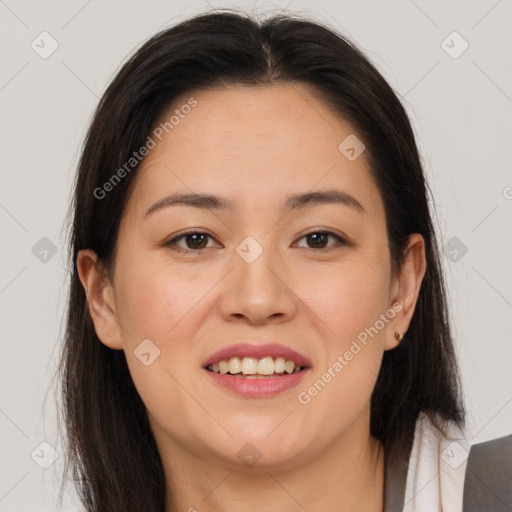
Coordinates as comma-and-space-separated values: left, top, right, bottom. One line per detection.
154, 413, 385, 512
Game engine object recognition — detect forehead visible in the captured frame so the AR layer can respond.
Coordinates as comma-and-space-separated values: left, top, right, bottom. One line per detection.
124, 83, 383, 219
153, 83, 354, 159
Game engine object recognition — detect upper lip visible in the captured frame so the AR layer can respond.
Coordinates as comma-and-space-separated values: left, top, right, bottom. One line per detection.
203, 342, 313, 368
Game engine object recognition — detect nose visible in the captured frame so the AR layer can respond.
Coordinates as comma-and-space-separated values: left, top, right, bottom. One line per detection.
218, 244, 298, 325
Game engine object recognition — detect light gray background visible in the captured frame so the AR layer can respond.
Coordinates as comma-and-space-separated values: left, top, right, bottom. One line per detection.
1, 0, 511, 510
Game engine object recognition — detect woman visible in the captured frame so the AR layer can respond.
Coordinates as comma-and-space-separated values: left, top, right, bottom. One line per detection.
58, 10, 511, 512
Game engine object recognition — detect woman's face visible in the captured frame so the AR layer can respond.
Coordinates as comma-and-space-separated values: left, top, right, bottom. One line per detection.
80, 82, 424, 470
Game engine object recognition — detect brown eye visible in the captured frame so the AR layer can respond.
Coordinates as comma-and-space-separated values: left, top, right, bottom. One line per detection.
183, 233, 209, 249
295, 231, 346, 251
306, 232, 329, 249
165, 232, 217, 251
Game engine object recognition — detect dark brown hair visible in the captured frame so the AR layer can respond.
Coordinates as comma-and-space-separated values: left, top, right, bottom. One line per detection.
57, 9, 465, 511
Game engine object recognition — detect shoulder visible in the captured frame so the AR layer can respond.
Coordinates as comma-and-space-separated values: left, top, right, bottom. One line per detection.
387, 412, 512, 512
463, 433, 512, 512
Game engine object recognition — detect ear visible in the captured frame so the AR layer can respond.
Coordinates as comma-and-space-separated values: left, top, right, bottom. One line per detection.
385, 233, 427, 351
76, 249, 124, 350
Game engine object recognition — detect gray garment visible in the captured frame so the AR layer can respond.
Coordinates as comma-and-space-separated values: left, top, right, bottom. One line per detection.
383, 433, 512, 511
463, 434, 512, 512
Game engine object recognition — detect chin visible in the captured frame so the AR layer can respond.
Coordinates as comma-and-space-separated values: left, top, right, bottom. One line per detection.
203, 421, 314, 470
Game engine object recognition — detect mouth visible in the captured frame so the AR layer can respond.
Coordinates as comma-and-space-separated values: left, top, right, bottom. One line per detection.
206, 356, 306, 378
202, 343, 312, 398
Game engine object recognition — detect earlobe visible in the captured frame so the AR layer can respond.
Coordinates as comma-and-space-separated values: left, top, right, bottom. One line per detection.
385, 234, 427, 351
76, 249, 124, 350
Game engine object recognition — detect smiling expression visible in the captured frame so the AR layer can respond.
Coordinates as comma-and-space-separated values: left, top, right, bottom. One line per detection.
80, 82, 420, 469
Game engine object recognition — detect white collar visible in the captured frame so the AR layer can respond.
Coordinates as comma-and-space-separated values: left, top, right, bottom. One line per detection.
403, 411, 470, 511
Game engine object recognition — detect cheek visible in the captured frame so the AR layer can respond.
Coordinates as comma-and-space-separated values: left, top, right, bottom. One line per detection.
298, 259, 391, 346
116, 261, 213, 443
114, 259, 211, 343
294, 260, 390, 410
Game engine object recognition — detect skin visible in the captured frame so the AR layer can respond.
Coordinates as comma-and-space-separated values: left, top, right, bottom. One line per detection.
77, 82, 426, 512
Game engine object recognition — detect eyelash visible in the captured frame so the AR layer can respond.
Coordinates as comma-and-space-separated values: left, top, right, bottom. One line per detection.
164, 230, 348, 253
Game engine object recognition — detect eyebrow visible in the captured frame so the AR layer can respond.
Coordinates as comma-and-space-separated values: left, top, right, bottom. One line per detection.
144, 189, 366, 217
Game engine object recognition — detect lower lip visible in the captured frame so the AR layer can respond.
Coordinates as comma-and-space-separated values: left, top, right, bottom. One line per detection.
203, 368, 310, 398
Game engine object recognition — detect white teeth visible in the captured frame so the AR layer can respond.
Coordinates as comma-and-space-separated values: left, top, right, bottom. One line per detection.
241, 357, 258, 375
219, 360, 229, 374
207, 355, 304, 376
228, 356, 242, 374
257, 357, 275, 375
284, 360, 295, 374
274, 357, 286, 373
